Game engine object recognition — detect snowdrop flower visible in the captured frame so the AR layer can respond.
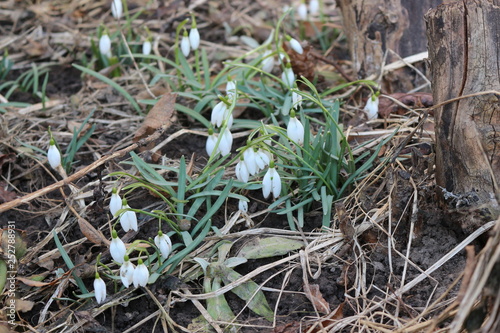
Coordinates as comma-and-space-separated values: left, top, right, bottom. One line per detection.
261, 49, 275, 73
364, 94, 379, 120
235, 158, 249, 183
226, 80, 236, 97
238, 199, 248, 213
297, 2, 308, 20
282, 63, 295, 88
94, 273, 106, 304
111, 0, 123, 19
206, 129, 218, 156
47, 138, 61, 169
154, 231, 172, 259
110, 230, 126, 264
120, 256, 135, 288
287, 111, 305, 145
309, 0, 319, 15
142, 40, 152, 56
262, 162, 281, 199
255, 149, 270, 170
133, 258, 149, 287
292, 91, 302, 110
243, 148, 258, 175
288, 36, 304, 55
211, 101, 229, 128
109, 188, 122, 216
119, 199, 138, 232
99, 33, 112, 59
180, 30, 190, 57
219, 128, 233, 156
189, 28, 200, 50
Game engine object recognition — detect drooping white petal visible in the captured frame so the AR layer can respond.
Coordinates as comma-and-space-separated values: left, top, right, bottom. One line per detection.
120, 204, 138, 232
110, 236, 126, 264
261, 50, 275, 73
363, 95, 379, 120
271, 169, 282, 198
297, 3, 307, 20
211, 101, 227, 128
243, 149, 258, 175
120, 259, 135, 288
99, 34, 112, 59
287, 117, 305, 145
218, 128, 233, 156
109, 191, 122, 216
180, 35, 190, 57
94, 276, 106, 304
111, 0, 123, 19
310, 0, 319, 15
189, 28, 200, 50
282, 66, 295, 88
133, 261, 149, 287
154, 233, 172, 259
47, 143, 61, 169
206, 133, 218, 156
255, 149, 270, 170
142, 40, 152, 55
226, 80, 236, 97
238, 199, 248, 213
235, 160, 249, 183
289, 38, 303, 54
262, 167, 281, 199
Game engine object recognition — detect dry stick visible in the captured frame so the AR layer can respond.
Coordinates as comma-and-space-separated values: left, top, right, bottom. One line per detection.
0, 125, 168, 214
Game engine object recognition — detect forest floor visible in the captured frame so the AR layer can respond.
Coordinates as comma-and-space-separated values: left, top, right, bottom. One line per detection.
0, 1, 498, 332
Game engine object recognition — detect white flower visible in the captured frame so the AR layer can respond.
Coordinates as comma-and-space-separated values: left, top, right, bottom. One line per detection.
255, 149, 270, 170
262, 165, 281, 199
109, 189, 122, 216
110, 230, 126, 264
189, 28, 200, 50
238, 199, 248, 213
261, 50, 275, 73
154, 232, 172, 259
364, 95, 379, 120
99, 33, 112, 59
180, 33, 190, 57
243, 148, 258, 175
289, 38, 303, 54
206, 132, 218, 156
111, 0, 123, 19
235, 159, 249, 183
211, 101, 227, 128
133, 259, 149, 287
94, 274, 106, 304
226, 80, 236, 97
292, 91, 302, 110
287, 115, 305, 145
119, 201, 138, 232
309, 0, 319, 15
282, 65, 295, 88
142, 40, 152, 56
297, 2, 308, 20
47, 140, 61, 169
120, 257, 135, 288
219, 128, 233, 156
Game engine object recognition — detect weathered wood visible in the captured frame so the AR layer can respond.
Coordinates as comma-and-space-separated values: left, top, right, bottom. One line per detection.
336, 0, 441, 88
425, 0, 500, 228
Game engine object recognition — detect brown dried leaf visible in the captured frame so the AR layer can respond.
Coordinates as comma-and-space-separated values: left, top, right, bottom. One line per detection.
303, 283, 331, 314
283, 43, 316, 83
15, 299, 34, 312
133, 93, 177, 142
17, 276, 51, 287
0, 187, 17, 203
77, 218, 109, 246
378, 92, 433, 118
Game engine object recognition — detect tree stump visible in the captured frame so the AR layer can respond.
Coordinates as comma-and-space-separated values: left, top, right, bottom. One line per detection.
425, 0, 500, 229
336, 0, 442, 92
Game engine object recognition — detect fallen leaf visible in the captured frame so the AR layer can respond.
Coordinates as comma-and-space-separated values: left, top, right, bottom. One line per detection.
17, 276, 50, 287
378, 92, 433, 118
77, 218, 109, 246
0, 187, 17, 203
236, 237, 304, 259
303, 283, 331, 314
133, 93, 177, 142
15, 299, 34, 312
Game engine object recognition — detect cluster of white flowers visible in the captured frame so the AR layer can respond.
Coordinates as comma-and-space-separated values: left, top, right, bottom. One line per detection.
296, 0, 320, 20
180, 22, 200, 57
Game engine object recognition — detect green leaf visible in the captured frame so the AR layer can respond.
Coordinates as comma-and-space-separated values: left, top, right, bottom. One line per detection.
53, 231, 89, 294
236, 237, 304, 259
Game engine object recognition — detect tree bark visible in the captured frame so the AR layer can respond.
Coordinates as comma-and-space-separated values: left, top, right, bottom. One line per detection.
425, 0, 500, 229
336, 0, 441, 89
